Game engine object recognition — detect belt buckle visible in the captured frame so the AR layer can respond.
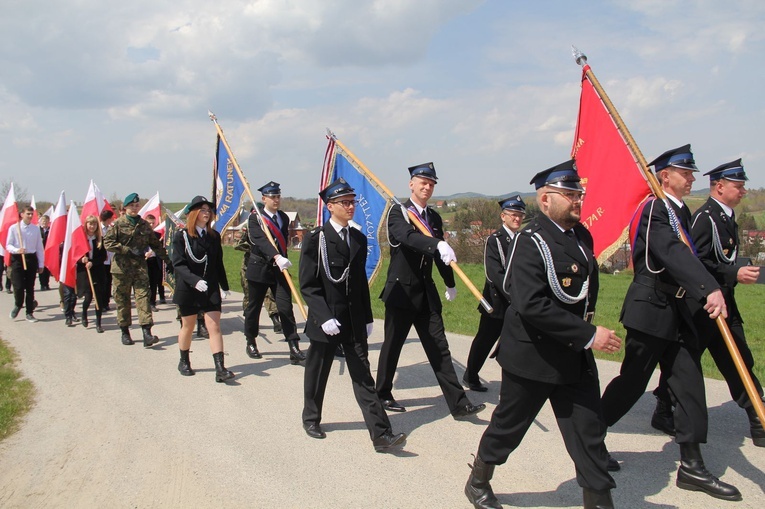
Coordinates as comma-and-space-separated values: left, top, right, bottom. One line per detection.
675, 287, 686, 299
585, 312, 595, 323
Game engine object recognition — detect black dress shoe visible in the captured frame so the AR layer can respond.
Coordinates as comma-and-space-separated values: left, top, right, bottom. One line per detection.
651, 397, 676, 436
452, 403, 486, 419
246, 341, 262, 359
381, 399, 406, 413
373, 431, 406, 452
288, 339, 306, 364
677, 462, 741, 501
303, 423, 326, 439
270, 314, 282, 333
463, 373, 489, 392
607, 453, 620, 472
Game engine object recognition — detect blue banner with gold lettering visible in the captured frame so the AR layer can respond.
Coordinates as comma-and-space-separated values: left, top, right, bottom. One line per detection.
212, 134, 246, 233
322, 141, 390, 283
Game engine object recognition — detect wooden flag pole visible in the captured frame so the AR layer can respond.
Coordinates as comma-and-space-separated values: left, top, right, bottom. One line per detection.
208, 111, 308, 320
16, 222, 28, 270
330, 134, 494, 314
573, 47, 765, 424
86, 265, 99, 311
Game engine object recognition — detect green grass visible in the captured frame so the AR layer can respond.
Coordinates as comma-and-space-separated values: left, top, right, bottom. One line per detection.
0, 338, 35, 442
223, 246, 765, 383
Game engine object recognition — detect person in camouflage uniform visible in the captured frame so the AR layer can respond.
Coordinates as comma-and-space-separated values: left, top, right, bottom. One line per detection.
104, 193, 169, 347
234, 219, 281, 333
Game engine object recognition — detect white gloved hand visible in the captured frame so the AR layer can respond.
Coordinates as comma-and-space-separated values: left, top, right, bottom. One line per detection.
321, 318, 341, 336
220, 289, 231, 300
366, 322, 374, 337
194, 280, 209, 293
444, 287, 457, 301
437, 241, 457, 265
275, 255, 292, 271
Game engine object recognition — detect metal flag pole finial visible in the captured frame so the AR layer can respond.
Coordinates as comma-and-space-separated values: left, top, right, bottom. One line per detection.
208, 110, 217, 122
572, 46, 588, 66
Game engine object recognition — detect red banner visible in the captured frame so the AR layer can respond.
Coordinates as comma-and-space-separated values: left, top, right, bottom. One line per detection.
571, 65, 652, 261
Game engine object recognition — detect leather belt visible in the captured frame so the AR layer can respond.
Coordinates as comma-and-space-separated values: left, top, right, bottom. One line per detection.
634, 274, 686, 298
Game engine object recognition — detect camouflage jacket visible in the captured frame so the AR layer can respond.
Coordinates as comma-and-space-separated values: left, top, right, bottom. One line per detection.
104, 215, 169, 275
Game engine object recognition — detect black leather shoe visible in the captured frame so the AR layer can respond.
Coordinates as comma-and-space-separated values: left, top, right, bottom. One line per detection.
373, 431, 406, 452
303, 423, 326, 439
270, 314, 282, 334
651, 397, 676, 436
288, 339, 306, 364
452, 403, 486, 419
746, 404, 765, 447
463, 373, 488, 392
81, 316, 88, 328
381, 399, 406, 413
246, 340, 262, 359
607, 453, 620, 472
677, 462, 742, 501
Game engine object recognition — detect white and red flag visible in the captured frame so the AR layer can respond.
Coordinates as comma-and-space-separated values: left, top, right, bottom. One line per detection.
60, 201, 89, 288
0, 183, 19, 262
80, 180, 114, 223
30, 195, 39, 225
44, 191, 67, 281
42, 205, 54, 220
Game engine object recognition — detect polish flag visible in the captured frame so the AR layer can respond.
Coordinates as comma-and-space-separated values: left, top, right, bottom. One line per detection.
80, 180, 114, 223
44, 191, 67, 281
138, 192, 161, 223
0, 183, 19, 262
42, 205, 54, 220
60, 201, 89, 288
30, 195, 39, 225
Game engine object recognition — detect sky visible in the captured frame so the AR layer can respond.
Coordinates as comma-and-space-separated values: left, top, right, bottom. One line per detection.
2, 0, 764, 205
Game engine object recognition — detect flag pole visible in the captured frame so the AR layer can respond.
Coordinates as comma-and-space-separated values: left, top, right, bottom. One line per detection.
329, 133, 494, 314
16, 222, 28, 270
86, 265, 99, 311
573, 47, 765, 425
208, 111, 308, 320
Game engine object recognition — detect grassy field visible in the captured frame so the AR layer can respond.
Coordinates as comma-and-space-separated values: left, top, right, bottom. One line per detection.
223, 246, 765, 384
0, 339, 35, 442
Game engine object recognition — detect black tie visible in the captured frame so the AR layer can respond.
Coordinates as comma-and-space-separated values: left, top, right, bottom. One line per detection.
340, 227, 348, 243
420, 208, 428, 226
272, 214, 279, 227
200, 229, 206, 239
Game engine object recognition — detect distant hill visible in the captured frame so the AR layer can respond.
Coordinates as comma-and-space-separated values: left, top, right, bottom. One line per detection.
433, 191, 531, 201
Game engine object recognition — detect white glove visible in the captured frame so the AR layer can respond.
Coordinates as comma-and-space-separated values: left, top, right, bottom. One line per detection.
220, 289, 231, 300
194, 280, 208, 293
321, 318, 341, 336
437, 241, 457, 265
275, 255, 292, 271
366, 323, 374, 337
444, 287, 457, 301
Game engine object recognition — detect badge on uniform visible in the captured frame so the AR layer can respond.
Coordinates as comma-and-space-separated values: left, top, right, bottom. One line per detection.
562, 277, 572, 287
571, 264, 578, 273
723, 249, 730, 255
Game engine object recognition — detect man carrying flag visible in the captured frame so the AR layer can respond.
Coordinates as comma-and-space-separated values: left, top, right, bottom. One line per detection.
600, 145, 741, 501
243, 181, 306, 364
6, 205, 45, 322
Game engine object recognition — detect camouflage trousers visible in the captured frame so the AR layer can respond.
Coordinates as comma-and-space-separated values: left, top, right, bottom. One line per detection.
241, 265, 277, 315
112, 270, 153, 327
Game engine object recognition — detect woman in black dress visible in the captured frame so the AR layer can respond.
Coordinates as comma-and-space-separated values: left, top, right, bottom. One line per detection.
171, 196, 234, 383
76, 215, 108, 333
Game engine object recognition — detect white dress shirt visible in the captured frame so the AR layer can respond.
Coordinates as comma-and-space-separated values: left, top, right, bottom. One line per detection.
6, 221, 45, 267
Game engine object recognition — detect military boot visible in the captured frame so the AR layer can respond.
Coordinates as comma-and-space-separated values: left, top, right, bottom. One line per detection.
288, 339, 306, 364
746, 403, 765, 447
121, 326, 134, 345
270, 313, 282, 333
178, 349, 194, 376
651, 395, 676, 436
213, 352, 235, 383
583, 488, 614, 509
95, 311, 104, 334
676, 443, 741, 501
196, 317, 210, 339
464, 454, 501, 509
142, 325, 159, 348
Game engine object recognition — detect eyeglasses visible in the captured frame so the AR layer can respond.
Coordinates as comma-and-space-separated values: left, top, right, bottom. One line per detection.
331, 199, 358, 208
198, 208, 212, 214
546, 190, 585, 203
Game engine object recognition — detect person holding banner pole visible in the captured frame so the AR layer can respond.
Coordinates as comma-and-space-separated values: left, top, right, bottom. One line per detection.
76, 215, 108, 333
243, 181, 306, 364
376, 163, 484, 418
7, 206, 44, 322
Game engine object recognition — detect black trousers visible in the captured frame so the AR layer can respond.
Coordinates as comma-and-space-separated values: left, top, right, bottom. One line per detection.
464, 314, 503, 384
376, 305, 469, 412
601, 328, 708, 444
303, 336, 391, 440
10, 254, 38, 311
244, 276, 299, 341
38, 267, 51, 289
478, 369, 615, 491
147, 259, 165, 304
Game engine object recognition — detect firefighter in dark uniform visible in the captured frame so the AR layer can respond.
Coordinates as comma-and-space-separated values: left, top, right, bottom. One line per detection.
465, 160, 620, 509
298, 178, 406, 452
600, 145, 741, 501
463, 195, 525, 392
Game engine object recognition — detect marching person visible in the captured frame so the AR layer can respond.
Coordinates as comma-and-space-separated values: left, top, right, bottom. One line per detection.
243, 181, 305, 364
465, 160, 619, 509
144, 214, 166, 312
38, 214, 52, 290
600, 145, 741, 501
7, 206, 44, 322
650, 158, 764, 447
103, 193, 168, 347
99, 209, 116, 310
299, 178, 406, 452
376, 162, 484, 418
172, 196, 234, 383
76, 215, 108, 333
463, 195, 525, 392
235, 218, 281, 332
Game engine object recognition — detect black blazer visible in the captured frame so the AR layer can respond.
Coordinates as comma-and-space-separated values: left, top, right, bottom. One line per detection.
299, 223, 373, 343
690, 197, 742, 324
379, 200, 455, 312
245, 206, 291, 285
171, 228, 229, 308
76, 238, 107, 296
479, 227, 513, 319
620, 198, 719, 343
497, 214, 598, 385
